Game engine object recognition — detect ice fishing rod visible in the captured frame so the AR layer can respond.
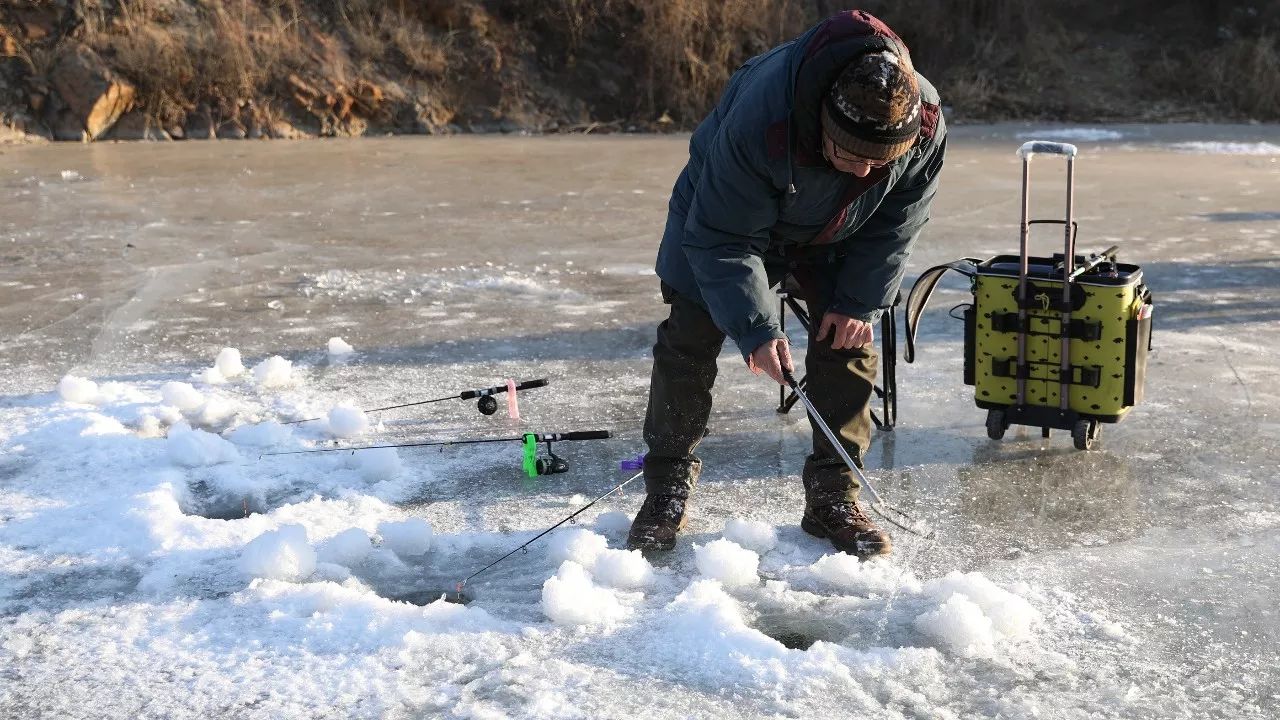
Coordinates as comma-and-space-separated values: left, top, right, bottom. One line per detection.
444, 469, 645, 604
261, 430, 611, 478
782, 368, 935, 539
282, 378, 549, 424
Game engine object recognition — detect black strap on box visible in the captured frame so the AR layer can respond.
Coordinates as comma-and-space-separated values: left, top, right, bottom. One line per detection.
990, 312, 1102, 341
992, 358, 1102, 388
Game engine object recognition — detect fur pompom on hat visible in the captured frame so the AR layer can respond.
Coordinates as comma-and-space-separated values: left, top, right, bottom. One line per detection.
821, 51, 922, 162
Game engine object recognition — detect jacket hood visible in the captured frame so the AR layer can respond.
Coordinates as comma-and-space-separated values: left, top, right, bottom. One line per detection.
785, 11, 915, 165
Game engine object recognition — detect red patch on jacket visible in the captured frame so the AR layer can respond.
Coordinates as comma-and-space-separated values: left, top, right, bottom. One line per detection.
919, 101, 940, 141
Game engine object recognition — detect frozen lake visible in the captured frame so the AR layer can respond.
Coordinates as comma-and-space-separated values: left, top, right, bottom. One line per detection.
1, 127, 1278, 718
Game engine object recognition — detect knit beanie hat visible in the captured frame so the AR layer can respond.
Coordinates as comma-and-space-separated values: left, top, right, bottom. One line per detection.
820, 51, 922, 162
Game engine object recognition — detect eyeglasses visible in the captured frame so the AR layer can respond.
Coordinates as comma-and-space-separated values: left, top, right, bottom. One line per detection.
823, 132, 893, 168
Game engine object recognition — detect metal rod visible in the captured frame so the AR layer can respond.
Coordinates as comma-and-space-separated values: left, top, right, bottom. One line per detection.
783, 369, 884, 506
1016, 157, 1031, 406
1060, 158, 1075, 411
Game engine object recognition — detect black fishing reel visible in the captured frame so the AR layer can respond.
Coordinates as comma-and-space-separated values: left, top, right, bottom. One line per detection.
534, 449, 569, 476
477, 395, 499, 415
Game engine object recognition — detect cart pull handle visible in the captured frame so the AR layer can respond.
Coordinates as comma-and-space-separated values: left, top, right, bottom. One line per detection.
1018, 141, 1078, 159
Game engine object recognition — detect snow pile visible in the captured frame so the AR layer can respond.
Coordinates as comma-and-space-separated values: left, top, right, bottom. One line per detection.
188, 397, 239, 427
914, 571, 1042, 656
1167, 141, 1280, 155
356, 447, 402, 482
914, 594, 995, 657
56, 374, 100, 404
1016, 128, 1123, 141
547, 528, 609, 567
655, 580, 786, 668
722, 518, 777, 553
593, 510, 632, 535
318, 528, 373, 567
160, 381, 204, 411
252, 356, 293, 388
239, 524, 316, 581
694, 538, 759, 587
541, 561, 631, 626
191, 348, 247, 385
327, 337, 355, 356
810, 554, 918, 596
227, 421, 293, 448
591, 548, 654, 590
326, 404, 369, 438
215, 348, 246, 378
378, 518, 433, 557
166, 423, 239, 467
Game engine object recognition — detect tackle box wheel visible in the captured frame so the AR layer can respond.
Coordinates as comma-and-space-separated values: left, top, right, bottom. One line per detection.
986, 409, 1008, 440
1072, 419, 1100, 451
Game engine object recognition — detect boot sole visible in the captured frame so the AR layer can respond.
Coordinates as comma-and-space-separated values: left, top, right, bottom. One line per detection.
801, 515, 891, 558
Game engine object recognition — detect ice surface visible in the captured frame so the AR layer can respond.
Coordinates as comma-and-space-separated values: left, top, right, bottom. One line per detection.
56, 374, 99, 404
693, 538, 759, 587
252, 355, 293, 387
378, 517, 433, 557
3, 134, 1278, 720
326, 404, 369, 437
722, 518, 778, 553
1167, 141, 1280, 155
239, 524, 317, 581
1016, 128, 1124, 141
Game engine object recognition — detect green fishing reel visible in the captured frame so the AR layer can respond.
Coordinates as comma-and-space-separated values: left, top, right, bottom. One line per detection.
521, 433, 570, 479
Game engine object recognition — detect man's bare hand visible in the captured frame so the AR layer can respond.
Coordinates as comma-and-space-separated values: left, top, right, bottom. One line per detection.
746, 338, 794, 386
815, 311, 874, 349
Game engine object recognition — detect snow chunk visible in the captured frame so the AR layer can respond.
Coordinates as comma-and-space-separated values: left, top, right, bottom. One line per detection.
327, 337, 354, 356
57, 375, 99, 404
166, 423, 240, 467
923, 571, 1040, 639
215, 347, 246, 378
547, 528, 608, 567
326, 404, 369, 438
914, 593, 995, 657
593, 510, 632, 535
658, 580, 785, 663
252, 356, 293, 388
542, 561, 630, 626
356, 447, 403, 482
379, 518, 433, 557
240, 524, 316, 581
810, 554, 916, 596
227, 421, 293, 448
190, 366, 226, 385
189, 397, 238, 426
160, 381, 204, 411
591, 548, 654, 590
722, 518, 777, 553
318, 528, 373, 567
694, 538, 759, 587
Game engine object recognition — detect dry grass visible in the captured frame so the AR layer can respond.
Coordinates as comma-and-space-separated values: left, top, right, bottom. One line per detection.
2, 0, 1277, 137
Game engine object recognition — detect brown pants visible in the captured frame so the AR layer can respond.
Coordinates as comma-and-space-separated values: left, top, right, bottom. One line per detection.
642, 279, 877, 506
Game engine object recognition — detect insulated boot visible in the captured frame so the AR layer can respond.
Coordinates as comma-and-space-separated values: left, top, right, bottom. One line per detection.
801, 501, 892, 558
626, 494, 690, 552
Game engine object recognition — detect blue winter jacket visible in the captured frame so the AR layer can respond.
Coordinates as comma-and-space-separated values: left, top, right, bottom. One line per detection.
655, 11, 947, 358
